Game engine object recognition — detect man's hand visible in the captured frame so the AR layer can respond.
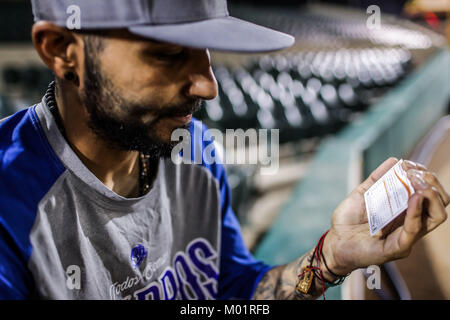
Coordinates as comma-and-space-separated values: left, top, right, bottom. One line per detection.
324, 158, 449, 276
252, 157, 448, 300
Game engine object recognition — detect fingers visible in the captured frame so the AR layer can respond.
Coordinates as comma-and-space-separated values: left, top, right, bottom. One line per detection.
403, 173, 448, 234
423, 172, 449, 207
357, 157, 398, 194
403, 160, 428, 171
410, 170, 449, 206
403, 160, 450, 207
417, 188, 448, 232
388, 173, 448, 259
384, 194, 424, 260
402, 194, 424, 239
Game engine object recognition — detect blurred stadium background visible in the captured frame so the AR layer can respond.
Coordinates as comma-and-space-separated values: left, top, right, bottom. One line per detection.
0, 0, 449, 300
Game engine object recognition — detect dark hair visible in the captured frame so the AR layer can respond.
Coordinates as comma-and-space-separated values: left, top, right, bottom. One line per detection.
80, 31, 107, 54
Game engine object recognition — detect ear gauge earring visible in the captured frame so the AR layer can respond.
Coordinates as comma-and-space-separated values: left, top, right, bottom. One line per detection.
64, 72, 76, 81
64, 72, 80, 86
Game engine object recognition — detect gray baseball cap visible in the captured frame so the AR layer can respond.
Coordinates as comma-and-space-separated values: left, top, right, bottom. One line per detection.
31, 0, 295, 53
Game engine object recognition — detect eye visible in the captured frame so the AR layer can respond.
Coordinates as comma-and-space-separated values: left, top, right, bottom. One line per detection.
154, 50, 187, 62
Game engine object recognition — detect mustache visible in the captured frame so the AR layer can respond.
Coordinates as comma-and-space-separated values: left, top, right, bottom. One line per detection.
157, 99, 202, 118
128, 99, 202, 122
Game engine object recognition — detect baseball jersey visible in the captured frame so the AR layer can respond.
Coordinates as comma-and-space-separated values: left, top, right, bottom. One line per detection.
0, 91, 272, 300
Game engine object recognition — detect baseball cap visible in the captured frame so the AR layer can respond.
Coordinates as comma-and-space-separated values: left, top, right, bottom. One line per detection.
31, 0, 295, 53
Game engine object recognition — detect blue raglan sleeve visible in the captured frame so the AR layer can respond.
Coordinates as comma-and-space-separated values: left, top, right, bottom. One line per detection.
188, 118, 274, 300
0, 107, 66, 300
0, 224, 32, 299
0, 111, 33, 299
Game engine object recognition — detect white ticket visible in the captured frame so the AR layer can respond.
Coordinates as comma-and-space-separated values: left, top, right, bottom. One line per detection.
365, 159, 415, 236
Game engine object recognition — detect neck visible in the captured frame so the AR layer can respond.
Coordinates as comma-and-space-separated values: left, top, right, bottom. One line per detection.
54, 81, 141, 198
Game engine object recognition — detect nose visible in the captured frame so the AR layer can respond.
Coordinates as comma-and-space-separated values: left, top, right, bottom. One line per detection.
185, 49, 218, 101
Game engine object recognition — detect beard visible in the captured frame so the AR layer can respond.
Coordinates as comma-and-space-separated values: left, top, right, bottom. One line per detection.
80, 53, 201, 159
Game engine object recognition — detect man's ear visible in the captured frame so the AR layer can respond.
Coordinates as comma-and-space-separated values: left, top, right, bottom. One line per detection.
32, 21, 83, 82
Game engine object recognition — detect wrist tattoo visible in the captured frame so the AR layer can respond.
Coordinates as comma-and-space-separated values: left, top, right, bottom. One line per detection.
252, 250, 326, 300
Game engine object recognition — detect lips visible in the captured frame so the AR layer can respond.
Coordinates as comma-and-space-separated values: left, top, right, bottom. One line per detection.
168, 113, 193, 124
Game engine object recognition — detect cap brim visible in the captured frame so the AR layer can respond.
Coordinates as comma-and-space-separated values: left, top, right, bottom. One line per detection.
128, 16, 295, 53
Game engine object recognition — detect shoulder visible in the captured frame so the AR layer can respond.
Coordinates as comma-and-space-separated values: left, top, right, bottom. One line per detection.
0, 106, 65, 261
0, 106, 64, 182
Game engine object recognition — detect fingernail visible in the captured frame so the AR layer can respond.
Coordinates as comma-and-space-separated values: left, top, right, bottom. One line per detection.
403, 160, 417, 169
407, 169, 428, 190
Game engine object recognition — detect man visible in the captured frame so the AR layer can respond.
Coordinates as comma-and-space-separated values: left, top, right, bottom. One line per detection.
0, 0, 448, 300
